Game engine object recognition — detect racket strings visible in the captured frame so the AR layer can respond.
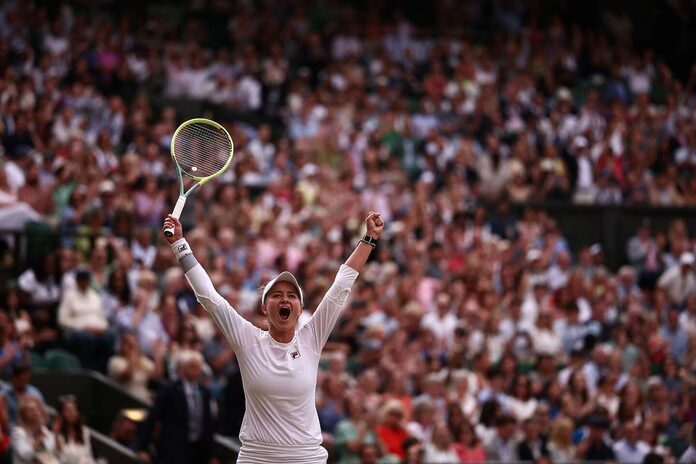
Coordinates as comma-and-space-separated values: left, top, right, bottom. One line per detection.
173, 123, 232, 177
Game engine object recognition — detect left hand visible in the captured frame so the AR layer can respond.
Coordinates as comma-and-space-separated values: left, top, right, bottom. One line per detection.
366, 211, 384, 239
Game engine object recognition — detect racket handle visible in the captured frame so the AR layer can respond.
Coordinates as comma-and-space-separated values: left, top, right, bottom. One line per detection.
164, 196, 187, 237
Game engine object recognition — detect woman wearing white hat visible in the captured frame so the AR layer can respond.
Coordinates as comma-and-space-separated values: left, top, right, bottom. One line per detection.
162, 211, 384, 464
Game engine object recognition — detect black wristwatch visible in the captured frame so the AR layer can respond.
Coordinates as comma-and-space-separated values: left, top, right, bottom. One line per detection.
360, 234, 378, 248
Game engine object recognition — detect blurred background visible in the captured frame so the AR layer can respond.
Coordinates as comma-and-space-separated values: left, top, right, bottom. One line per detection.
0, 0, 696, 463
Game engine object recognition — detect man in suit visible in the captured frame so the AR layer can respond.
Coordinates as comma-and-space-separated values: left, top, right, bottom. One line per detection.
137, 350, 216, 464
517, 417, 549, 462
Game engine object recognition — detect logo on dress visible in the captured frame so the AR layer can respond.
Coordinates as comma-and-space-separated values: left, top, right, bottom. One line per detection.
290, 350, 301, 359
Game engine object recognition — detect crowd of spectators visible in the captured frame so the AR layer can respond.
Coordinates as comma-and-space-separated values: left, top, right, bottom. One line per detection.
0, 0, 696, 463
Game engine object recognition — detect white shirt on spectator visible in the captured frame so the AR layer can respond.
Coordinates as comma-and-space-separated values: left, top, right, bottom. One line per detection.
58, 287, 108, 332
423, 443, 459, 464
237, 75, 262, 111
657, 265, 696, 305
115, 308, 169, 356
613, 439, 650, 464
528, 326, 562, 356
420, 311, 457, 347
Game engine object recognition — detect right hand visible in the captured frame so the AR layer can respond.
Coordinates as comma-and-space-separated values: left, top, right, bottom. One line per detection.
162, 215, 183, 244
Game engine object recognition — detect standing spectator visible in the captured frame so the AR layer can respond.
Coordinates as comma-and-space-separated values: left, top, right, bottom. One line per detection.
11, 396, 58, 464
657, 252, 696, 306
53, 395, 95, 464
58, 269, 113, 371
137, 351, 215, 464
626, 219, 661, 288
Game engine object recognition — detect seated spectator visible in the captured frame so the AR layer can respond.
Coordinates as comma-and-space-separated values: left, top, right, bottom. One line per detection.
108, 331, 163, 401
317, 375, 347, 437
0, 311, 29, 376
114, 286, 169, 358
0, 363, 44, 427
0, 396, 9, 460
452, 420, 486, 463
53, 395, 95, 464
657, 252, 696, 307
11, 396, 58, 464
334, 397, 380, 464
423, 422, 459, 463
405, 397, 435, 443
577, 413, 616, 461
547, 415, 576, 463
375, 399, 408, 461
17, 253, 61, 312
109, 411, 139, 452
614, 422, 650, 464
484, 414, 519, 462
58, 269, 113, 371
517, 417, 549, 462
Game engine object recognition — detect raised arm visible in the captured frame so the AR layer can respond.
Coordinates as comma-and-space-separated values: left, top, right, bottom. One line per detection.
162, 215, 256, 350
345, 211, 384, 273
304, 211, 384, 350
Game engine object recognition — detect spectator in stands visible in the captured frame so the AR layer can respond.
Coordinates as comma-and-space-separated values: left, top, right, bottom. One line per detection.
517, 416, 549, 461
334, 397, 380, 464
614, 422, 651, 464
53, 395, 95, 464
627, 219, 662, 288
137, 350, 215, 464
680, 424, 696, 463
484, 414, 519, 462
57, 269, 113, 372
0, 363, 44, 427
2, 1, 696, 459
547, 415, 576, 463
107, 331, 163, 401
109, 411, 139, 452
423, 422, 459, 463
452, 420, 486, 463
375, 399, 408, 461
657, 252, 696, 306
11, 396, 57, 464
577, 413, 616, 461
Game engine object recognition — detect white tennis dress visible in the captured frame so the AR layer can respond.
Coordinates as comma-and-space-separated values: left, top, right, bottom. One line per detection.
185, 262, 358, 464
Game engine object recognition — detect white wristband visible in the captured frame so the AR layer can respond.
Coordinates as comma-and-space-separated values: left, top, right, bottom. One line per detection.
171, 239, 193, 260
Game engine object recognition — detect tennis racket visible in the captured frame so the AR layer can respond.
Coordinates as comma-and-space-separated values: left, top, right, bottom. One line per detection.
163, 118, 235, 237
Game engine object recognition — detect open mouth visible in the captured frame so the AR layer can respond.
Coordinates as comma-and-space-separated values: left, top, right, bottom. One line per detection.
279, 307, 291, 320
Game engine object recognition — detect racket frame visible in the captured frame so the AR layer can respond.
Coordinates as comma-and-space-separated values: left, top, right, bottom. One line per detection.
164, 118, 234, 237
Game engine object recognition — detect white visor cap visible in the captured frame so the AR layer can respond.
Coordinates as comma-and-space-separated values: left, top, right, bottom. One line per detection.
262, 271, 304, 307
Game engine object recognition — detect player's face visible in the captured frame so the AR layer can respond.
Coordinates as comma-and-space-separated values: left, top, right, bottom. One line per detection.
264, 281, 302, 334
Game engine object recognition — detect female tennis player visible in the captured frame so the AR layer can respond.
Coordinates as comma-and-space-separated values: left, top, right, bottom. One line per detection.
162, 211, 384, 464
